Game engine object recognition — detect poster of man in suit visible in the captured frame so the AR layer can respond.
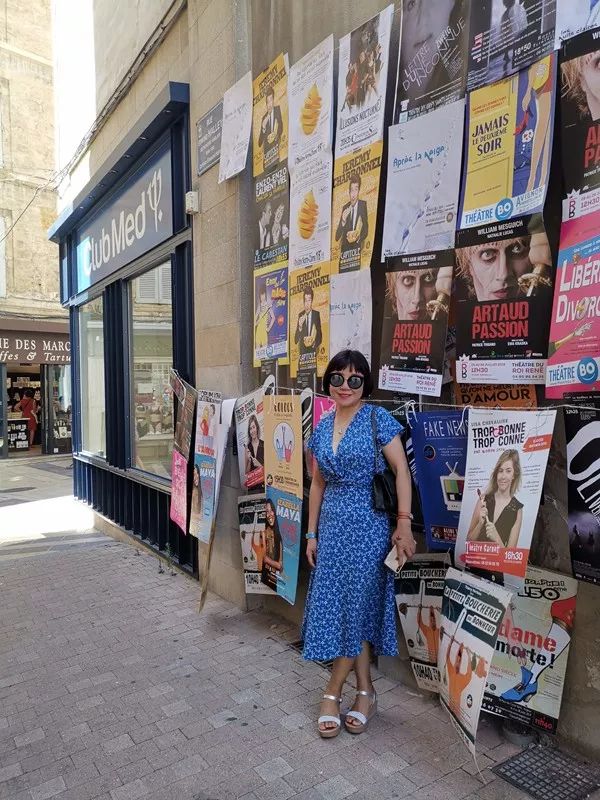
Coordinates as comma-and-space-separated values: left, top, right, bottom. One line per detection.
289, 262, 330, 379
253, 53, 289, 176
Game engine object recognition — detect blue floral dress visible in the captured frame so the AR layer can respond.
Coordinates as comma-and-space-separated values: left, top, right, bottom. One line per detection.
302, 404, 404, 661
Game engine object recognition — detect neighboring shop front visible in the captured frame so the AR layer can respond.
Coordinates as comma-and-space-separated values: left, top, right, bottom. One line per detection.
48, 82, 196, 573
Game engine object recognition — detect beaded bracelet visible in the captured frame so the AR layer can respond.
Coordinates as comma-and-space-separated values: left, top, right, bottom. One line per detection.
305, 531, 317, 540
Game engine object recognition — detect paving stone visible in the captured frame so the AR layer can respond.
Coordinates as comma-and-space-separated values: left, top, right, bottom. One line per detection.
14, 728, 45, 748
315, 775, 358, 800
254, 756, 293, 782
29, 776, 66, 800
368, 750, 409, 776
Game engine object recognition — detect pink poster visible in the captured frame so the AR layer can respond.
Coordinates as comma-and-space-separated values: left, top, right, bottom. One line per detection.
313, 395, 335, 428
546, 211, 600, 399
169, 448, 188, 534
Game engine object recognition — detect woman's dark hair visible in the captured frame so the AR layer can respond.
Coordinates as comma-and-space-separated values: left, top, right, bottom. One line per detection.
322, 349, 373, 397
247, 414, 261, 440
265, 498, 281, 535
24, 388, 34, 399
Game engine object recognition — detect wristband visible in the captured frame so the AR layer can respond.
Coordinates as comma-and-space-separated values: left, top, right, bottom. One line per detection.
396, 512, 413, 520
305, 531, 317, 540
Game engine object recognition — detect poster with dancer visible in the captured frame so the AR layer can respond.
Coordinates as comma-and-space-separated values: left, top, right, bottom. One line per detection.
439, 568, 512, 754
253, 264, 289, 366
219, 71, 253, 183
454, 407, 556, 589
454, 215, 554, 385
382, 100, 464, 258
394, 0, 470, 122
335, 5, 394, 158
169, 448, 188, 534
288, 153, 332, 270
329, 271, 373, 365
454, 383, 537, 408
483, 565, 577, 733
459, 54, 557, 230
289, 262, 330, 379
555, 0, 600, 46
565, 406, 600, 585
378, 252, 453, 397
395, 555, 450, 692
234, 388, 265, 491
264, 486, 302, 605
545, 212, 600, 398
252, 53, 288, 177
331, 142, 383, 273
288, 35, 334, 168
253, 163, 289, 269
238, 494, 276, 595
466, 0, 556, 92
410, 411, 468, 550
264, 394, 303, 500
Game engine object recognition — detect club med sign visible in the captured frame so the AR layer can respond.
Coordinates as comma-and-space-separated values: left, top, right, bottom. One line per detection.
75, 145, 173, 292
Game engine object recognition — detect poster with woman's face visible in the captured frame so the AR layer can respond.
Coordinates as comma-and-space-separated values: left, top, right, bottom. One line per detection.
234, 388, 265, 490
395, 0, 470, 122
378, 252, 453, 397
455, 214, 555, 385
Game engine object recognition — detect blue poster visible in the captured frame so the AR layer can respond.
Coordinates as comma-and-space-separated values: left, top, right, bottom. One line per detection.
410, 411, 467, 551
190, 452, 216, 543
265, 486, 301, 605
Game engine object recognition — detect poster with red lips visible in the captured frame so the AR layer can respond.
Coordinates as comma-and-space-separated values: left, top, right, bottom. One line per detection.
455, 214, 555, 385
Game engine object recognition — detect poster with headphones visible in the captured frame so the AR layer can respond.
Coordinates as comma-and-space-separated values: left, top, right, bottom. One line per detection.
483, 565, 577, 734
454, 407, 556, 590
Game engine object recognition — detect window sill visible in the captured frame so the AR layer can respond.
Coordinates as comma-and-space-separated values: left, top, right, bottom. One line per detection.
74, 453, 172, 493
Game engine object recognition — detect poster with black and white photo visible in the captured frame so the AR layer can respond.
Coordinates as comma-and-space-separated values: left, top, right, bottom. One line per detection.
219, 71, 253, 183
335, 5, 394, 157
394, 0, 470, 122
466, 0, 557, 92
253, 163, 289, 269
565, 405, 600, 585
555, 0, 600, 47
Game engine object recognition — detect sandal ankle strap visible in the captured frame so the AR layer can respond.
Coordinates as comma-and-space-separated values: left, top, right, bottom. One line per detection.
322, 693, 342, 702
356, 689, 376, 698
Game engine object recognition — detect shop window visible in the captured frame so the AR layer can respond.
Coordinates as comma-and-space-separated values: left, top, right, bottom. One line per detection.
130, 262, 173, 477
79, 297, 106, 456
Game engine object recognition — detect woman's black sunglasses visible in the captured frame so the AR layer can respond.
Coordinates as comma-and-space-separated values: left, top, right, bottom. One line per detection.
329, 372, 364, 390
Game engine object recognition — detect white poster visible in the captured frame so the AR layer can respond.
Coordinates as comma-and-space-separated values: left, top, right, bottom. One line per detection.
288, 35, 334, 169
335, 5, 394, 158
218, 71, 253, 183
555, 0, 600, 46
382, 100, 465, 259
288, 152, 332, 270
329, 270, 372, 364
234, 388, 265, 491
455, 408, 556, 590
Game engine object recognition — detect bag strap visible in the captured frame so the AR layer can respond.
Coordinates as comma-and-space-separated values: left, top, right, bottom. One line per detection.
370, 406, 378, 473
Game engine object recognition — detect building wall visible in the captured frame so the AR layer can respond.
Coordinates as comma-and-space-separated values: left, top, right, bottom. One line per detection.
0, 0, 62, 319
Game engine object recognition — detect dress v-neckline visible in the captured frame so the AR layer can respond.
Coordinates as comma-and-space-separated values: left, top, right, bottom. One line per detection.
330, 405, 364, 457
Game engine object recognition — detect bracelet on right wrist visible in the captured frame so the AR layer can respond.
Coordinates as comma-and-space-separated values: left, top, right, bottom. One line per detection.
305, 531, 317, 540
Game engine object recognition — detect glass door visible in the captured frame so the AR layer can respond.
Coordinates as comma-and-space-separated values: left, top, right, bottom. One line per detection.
42, 365, 73, 455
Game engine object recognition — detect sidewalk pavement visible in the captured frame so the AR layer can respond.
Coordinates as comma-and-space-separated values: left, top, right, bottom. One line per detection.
0, 458, 551, 800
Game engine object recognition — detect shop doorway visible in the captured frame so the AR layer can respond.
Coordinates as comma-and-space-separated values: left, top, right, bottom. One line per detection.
3, 364, 72, 458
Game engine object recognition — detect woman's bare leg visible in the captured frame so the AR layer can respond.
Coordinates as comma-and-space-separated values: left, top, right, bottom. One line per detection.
347, 641, 375, 728
319, 656, 354, 731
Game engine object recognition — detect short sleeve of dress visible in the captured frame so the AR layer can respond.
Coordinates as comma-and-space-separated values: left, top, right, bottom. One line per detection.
375, 406, 403, 448
307, 423, 320, 453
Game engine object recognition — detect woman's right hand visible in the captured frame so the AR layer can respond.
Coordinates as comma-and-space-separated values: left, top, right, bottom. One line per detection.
306, 539, 317, 568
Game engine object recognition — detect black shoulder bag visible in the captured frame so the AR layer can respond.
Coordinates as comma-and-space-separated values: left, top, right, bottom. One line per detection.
370, 406, 398, 519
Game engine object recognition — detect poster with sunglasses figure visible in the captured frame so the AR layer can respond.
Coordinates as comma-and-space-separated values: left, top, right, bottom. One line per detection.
394, 0, 470, 123
466, 0, 556, 92
378, 251, 453, 397
459, 54, 557, 230
455, 215, 555, 385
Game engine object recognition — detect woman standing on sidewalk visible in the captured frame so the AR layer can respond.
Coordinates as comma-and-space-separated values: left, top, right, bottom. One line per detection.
302, 350, 415, 738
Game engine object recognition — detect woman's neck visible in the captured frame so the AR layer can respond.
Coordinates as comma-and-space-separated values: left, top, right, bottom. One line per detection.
496, 487, 511, 501
335, 402, 361, 423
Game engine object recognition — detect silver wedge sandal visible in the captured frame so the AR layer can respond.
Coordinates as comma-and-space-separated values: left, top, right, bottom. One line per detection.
317, 693, 343, 738
344, 689, 377, 734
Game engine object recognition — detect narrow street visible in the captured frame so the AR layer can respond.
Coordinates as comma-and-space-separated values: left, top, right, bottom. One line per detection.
0, 458, 551, 800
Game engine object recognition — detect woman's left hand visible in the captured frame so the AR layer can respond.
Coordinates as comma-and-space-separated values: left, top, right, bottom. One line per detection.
391, 520, 416, 563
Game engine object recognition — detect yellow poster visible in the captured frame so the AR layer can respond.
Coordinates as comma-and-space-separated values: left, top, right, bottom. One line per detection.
330, 141, 382, 273
289, 262, 330, 379
252, 53, 289, 177
264, 394, 303, 501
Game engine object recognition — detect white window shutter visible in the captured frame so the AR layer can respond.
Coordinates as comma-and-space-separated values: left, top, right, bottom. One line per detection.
136, 271, 158, 303
159, 263, 172, 303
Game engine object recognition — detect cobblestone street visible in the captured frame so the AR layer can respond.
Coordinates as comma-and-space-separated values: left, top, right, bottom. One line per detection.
0, 459, 576, 800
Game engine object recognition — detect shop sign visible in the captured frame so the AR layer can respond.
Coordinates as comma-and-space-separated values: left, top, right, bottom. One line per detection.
75, 145, 173, 292
196, 100, 223, 176
0, 332, 71, 364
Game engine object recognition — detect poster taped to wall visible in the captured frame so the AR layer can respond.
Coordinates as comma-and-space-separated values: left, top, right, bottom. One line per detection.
331, 142, 382, 273
483, 565, 577, 734
564, 406, 600, 585
382, 100, 464, 259
395, 555, 449, 692
439, 568, 512, 755
378, 252, 453, 397
459, 54, 557, 230
288, 35, 334, 168
454, 383, 537, 408
169, 448, 188, 534
410, 411, 467, 550
545, 211, 600, 398
454, 407, 556, 589
252, 53, 288, 176
264, 394, 303, 500
253, 163, 289, 269
555, 1, 600, 46
189, 390, 222, 539
238, 494, 276, 595
194, 390, 222, 458
466, 0, 556, 92
454, 215, 554, 385
170, 370, 197, 461
289, 262, 330, 379
264, 486, 302, 605
335, 4, 394, 158
289, 153, 332, 270
394, 0, 470, 122
329, 271, 373, 366
219, 71, 253, 183
234, 388, 265, 490
253, 264, 289, 367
